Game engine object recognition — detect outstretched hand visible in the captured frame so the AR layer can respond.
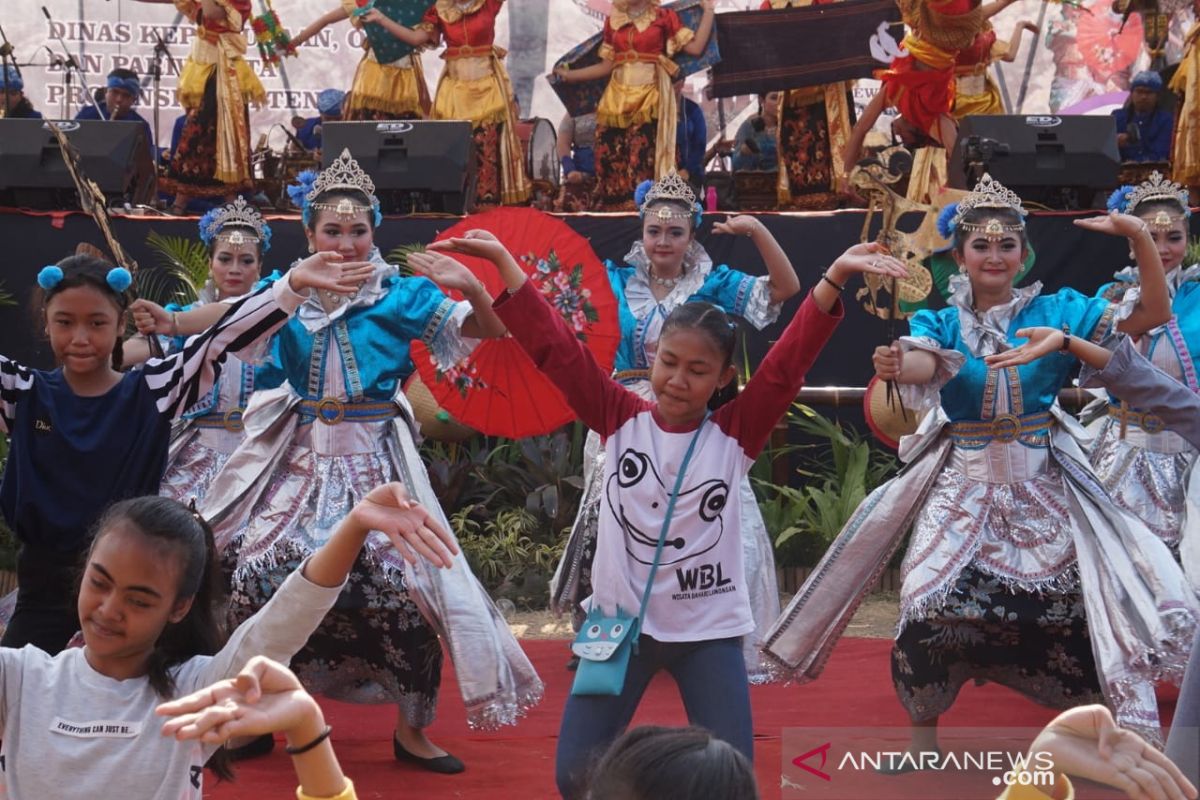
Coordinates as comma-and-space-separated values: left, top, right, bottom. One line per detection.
1030, 705, 1197, 800
407, 251, 487, 296
983, 327, 1063, 370
288, 252, 376, 294
157, 656, 318, 745
711, 216, 761, 237
1074, 212, 1148, 239
348, 483, 459, 568
830, 242, 910, 279
426, 229, 510, 263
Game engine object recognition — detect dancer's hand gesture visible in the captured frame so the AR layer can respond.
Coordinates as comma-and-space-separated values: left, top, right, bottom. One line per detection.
873, 343, 904, 381
407, 251, 489, 298
712, 216, 761, 237
288, 252, 375, 294
1029, 705, 1196, 800
1074, 212, 1149, 240
349, 483, 459, 568
829, 242, 909, 281
427, 229, 511, 264
984, 327, 1063, 370
157, 656, 319, 745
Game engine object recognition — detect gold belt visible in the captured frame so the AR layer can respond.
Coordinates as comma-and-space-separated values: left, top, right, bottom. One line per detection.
1108, 403, 1166, 435
948, 412, 1053, 444
297, 398, 398, 426
192, 408, 245, 433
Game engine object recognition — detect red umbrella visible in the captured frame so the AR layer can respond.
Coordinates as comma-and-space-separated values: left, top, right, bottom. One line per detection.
410, 207, 620, 438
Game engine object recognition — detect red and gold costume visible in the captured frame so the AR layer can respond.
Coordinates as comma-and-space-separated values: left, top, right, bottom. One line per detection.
341, 0, 431, 121
591, 0, 694, 208
760, 0, 853, 208
877, 0, 983, 142
419, 0, 530, 205
164, 0, 266, 195
953, 26, 1004, 117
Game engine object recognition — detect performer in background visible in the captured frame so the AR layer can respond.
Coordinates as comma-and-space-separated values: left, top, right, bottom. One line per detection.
292, 4, 431, 122
124, 198, 275, 507
75, 68, 156, 160
732, 92, 780, 172
952, 20, 1037, 118
352, 0, 529, 205
1113, 70, 1174, 163
1, 66, 42, 119
550, 172, 799, 684
759, 0, 852, 208
553, 0, 716, 210
1090, 172, 1198, 552
674, 78, 707, 192
295, 89, 346, 153
138, 0, 266, 213
557, 111, 598, 212
1170, 0, 1200, 200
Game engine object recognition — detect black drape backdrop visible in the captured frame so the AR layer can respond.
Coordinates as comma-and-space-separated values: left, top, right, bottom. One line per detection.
3, 209, 1197, 389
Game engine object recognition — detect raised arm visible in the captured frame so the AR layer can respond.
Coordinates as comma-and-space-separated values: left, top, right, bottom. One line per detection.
360, 8, 435, 46
997, 21, 1038, 63
428, 232, 643, 436
1074, 214, 1171, 335
843, 91, 886, 179
711, 216, 800, 305
680, 0, 716, 56
292, 7, 350, 48
405, 251, 507, 339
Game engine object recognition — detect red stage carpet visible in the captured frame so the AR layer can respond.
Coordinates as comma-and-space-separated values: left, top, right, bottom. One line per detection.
207, 637, 1163, 799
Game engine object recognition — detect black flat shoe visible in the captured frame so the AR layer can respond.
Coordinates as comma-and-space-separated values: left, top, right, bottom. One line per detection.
393, 735, 465, 774
226, 733, 275, 761
875, 749, 942, 775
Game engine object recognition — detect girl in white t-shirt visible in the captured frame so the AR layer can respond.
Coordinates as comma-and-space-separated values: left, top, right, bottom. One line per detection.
0, 484, 455, 800
422, 227, 906, 799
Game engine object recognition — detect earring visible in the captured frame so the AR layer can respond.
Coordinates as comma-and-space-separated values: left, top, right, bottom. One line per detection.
308, 242, 315, 254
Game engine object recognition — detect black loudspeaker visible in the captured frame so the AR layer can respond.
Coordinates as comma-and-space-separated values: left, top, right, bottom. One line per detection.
949, 114, 1121, 209
321, 121, 476, 214
0, 119, 155, 208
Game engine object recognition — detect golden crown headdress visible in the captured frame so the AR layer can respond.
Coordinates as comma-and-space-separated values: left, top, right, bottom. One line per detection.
950, 173, 1026, 241
1125, 171, 1190, 230
198, 197, 270, 250
307, 148, 379, 220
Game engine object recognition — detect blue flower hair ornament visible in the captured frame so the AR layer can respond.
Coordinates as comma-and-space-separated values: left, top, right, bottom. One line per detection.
634, 179, 654, 209
106, 267, 133, 293
197, 207, 221, 248
287, 170, 318, 210
37, 265, 64, 290
1106, 185, 1135, 215
260, 223, 274, 252
936, 202, 959, 241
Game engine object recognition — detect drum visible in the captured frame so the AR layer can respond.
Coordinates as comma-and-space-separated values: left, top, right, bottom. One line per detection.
516, 117, 559, 191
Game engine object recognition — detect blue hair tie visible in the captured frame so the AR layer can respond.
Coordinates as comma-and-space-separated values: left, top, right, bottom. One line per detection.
37, 265, 64, 290
106, 267, 133, 293
261, 222, 274, 252
633, 179, 654, 209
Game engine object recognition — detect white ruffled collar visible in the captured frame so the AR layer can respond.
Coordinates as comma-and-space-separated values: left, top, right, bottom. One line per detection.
1112, 262, 1200, 296
295, 247, 398, 333
947, 272, 1042, 357
622, 239, 713, 313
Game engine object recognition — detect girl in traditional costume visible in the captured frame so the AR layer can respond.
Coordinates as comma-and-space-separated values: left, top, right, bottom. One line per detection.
199, 149, 542, 770
552, 0, 715, 210
550, 172, 800, 683
124, 199, 275, 506
1170, 0, 1200, 200
763, 173, 1197, 752
292, 3, 431, 121
139, 0, 266, 212
1089, 172, 1199, 553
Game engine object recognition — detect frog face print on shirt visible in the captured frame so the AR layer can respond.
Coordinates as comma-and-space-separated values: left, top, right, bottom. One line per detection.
606, 447, 729, 566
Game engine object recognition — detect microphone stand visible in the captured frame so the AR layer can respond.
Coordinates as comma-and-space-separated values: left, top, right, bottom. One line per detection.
42, 6, 104, 119
149, 30, 180, 158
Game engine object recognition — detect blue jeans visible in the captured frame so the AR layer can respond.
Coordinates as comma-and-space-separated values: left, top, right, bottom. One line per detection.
555, 635, 753, 799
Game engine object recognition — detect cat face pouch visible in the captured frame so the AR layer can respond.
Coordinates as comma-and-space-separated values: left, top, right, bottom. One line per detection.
569, 606, 640, 696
